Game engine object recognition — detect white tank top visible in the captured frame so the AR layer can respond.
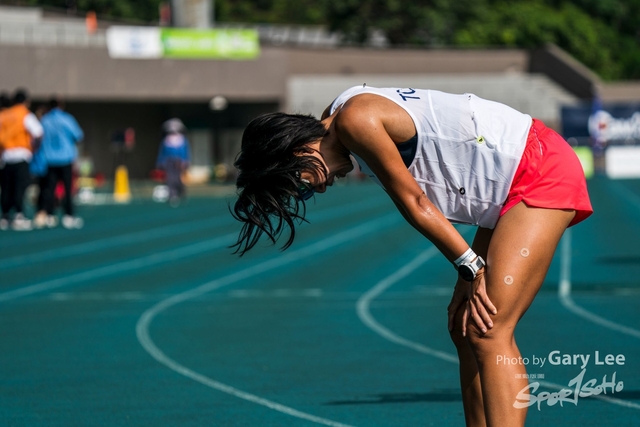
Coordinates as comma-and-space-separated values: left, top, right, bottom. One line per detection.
330, 85, 532, 228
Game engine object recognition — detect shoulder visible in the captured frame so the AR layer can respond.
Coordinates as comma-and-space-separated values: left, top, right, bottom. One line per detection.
40, 113, 54, 125
3, 105, 24, 118
62, 110, 77, 121
331, 96, 407, 163
58, 111, 82, 130
335, 93, 414, 146
58, 110, 75, 122
334, 95, 384, 135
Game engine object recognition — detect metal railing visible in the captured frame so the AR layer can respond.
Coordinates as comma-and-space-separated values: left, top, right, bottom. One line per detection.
0, 22, 106, 47
0, 20, 371, 49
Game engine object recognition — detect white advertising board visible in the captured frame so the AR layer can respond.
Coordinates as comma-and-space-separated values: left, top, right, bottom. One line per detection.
106, 26, 162, 59
106, 26, 260, 60
605, 146, 640, 178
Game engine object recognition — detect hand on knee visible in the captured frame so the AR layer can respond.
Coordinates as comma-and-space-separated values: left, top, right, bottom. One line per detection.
449, 325, 468, 349
466, 319, 515, 356
448, 306, 468, 349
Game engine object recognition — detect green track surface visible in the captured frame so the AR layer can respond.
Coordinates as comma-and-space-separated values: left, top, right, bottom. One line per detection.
1, 177, 638, 426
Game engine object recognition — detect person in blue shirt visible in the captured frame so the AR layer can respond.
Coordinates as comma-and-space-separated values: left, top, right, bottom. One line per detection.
39, 97, 84, 229
30, 103, 56, 229
156, 118, 190, 206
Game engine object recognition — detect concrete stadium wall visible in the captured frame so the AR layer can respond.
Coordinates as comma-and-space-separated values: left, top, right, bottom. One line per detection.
1, 39, 622, 179
0, 44, 287, 102
287, 73, 578, 129
287, 47, 528, 75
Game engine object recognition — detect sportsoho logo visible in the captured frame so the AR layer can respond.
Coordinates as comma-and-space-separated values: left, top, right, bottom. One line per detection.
496, 350, 626, 410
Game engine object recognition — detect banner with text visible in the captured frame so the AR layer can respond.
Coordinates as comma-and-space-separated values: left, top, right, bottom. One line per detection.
107, 26, 260, 60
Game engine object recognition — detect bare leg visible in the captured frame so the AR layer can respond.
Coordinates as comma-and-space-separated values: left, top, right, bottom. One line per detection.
450, 227, 494, 426
465, 202, 575, 427
451, 310, 486, 427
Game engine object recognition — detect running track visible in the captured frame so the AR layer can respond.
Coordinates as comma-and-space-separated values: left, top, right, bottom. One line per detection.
1, 176, 639, 426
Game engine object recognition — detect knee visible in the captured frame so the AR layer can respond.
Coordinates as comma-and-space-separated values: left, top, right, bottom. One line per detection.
448, 307, 468, 349
449, 326, 468, 349
465, 319, 515, 355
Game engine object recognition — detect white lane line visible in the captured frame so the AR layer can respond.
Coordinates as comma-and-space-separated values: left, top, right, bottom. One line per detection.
0, 215, 234, 270
136, 213, 401, 427
0, 233, 236, 303
0, 196, 391, 303
357, 246, 457, 363
227, 288, 324, 298
1, 204, 202, 251
0, 196, 389, 271
357, 243, 640, 411
50, 292, 146, 301
559, 229, 640, 339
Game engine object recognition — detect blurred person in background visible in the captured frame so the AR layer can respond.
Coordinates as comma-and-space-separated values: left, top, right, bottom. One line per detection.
156, 118, 190, 207
0, 88, 43, 231
30, 103, 56, 228
0, 92, 9, 110
231, 85, 592, 427
0, 91, 10, 225
38, 96, 84, 229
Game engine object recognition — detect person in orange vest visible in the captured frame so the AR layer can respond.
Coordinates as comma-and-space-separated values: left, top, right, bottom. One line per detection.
0, 89, 44, 231
0, 91, 10, 225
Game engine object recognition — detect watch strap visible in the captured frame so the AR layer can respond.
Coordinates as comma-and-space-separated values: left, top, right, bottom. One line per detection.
454, 248, 474, 267
458, 255, 485, 280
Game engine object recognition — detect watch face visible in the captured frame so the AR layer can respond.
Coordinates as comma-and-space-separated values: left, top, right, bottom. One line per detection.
459, 265, 474, 282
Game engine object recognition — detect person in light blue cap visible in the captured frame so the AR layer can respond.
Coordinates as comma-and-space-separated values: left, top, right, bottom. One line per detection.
156, 118, 190, 206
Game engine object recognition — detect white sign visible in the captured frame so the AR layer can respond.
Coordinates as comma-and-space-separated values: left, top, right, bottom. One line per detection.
589, 110, 640, 143
106, 26, 162, 59
605, 146, 640, 178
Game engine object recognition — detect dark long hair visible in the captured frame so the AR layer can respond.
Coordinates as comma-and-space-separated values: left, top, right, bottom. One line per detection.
232, 112, 327, 256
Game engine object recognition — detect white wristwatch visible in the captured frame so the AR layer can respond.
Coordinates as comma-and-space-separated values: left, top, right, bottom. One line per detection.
458, 256, 485, 281
453, 248, 486, 282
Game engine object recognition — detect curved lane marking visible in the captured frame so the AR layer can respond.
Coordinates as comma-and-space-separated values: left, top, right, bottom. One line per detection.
357, 241, 640, 411
137, 213, 401, 427
357, 246, 457, 363
0, 196, 390, 303
559, 228, 640, 339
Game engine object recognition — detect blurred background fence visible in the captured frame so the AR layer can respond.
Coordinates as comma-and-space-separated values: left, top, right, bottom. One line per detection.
0, 0, 639, 190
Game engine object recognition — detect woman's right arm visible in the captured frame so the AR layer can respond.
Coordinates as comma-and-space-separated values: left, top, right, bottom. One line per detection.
447, 227, 494, 335
334, 103, 470, 264
335, 101, 497, 333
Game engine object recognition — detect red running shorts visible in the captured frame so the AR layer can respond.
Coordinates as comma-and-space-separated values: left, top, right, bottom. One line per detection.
499, 119, 593, 227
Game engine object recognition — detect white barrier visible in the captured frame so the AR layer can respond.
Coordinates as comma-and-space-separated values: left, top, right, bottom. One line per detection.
605, 146, 640, 178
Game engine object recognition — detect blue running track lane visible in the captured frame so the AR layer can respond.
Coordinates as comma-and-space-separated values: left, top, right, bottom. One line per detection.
0, 178, 639, 426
